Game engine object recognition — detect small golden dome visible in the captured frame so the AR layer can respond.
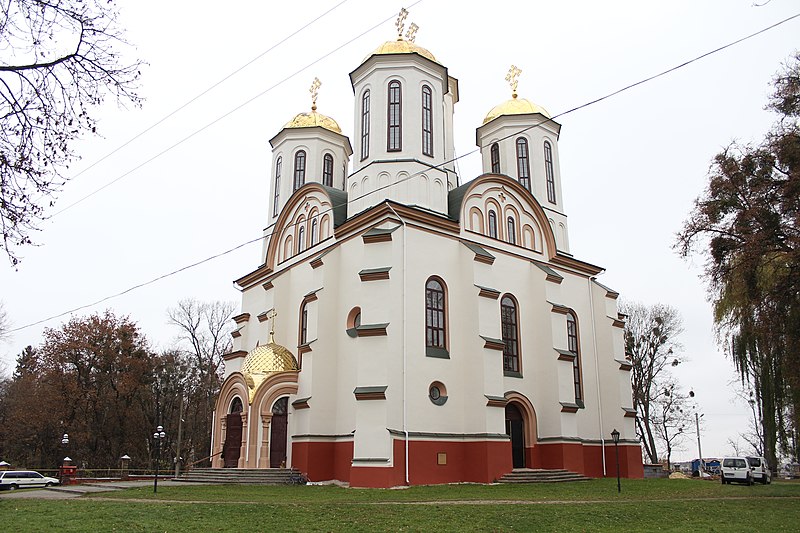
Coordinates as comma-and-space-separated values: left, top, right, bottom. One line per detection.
241, 334, 299, 403
284, 110, 342, 134
483, 95, 552, 125
368, 38, 438, 64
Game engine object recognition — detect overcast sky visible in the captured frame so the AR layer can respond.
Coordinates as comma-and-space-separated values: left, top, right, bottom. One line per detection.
1, 0, 798, 463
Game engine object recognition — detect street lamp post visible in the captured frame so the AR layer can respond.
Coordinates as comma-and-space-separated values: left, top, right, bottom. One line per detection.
153, 425, 166, 494
60, 433, 69, 484
611, 428, 621, 493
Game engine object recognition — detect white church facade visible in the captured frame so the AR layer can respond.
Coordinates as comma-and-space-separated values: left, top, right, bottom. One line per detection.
212, 14, 643, 487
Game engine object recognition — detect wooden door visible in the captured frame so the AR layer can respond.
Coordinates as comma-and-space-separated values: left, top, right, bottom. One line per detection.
505, 404, 525, 468
223, 413, 242, 468
269, 397, 289, 468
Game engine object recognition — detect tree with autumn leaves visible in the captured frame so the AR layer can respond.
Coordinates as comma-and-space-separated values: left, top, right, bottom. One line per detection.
677, 52, 800, 470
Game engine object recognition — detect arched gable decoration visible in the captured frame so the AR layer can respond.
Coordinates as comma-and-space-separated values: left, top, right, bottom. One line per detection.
266, 183, 346, 270
451, 174, 558, 259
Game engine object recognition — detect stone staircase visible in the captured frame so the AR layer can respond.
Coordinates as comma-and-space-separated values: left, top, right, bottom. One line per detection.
497, 468, 591, 483
175, 468, 306, 485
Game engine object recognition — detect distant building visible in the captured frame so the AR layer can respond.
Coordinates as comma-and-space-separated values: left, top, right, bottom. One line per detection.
211, 13, 643, 487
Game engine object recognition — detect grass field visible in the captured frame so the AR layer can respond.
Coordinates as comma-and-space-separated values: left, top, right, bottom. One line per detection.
2, 478, 799, 532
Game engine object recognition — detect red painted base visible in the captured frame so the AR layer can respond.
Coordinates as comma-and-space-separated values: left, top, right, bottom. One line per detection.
292, 438, 643, 487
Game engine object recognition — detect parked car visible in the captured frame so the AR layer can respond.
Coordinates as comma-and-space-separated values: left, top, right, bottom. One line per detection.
721, 457, 754, 485
747, 456, 772, 484
0, 470, 60, 491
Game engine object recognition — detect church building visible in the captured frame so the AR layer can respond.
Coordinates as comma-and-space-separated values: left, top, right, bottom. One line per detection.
212, 11, 643, 487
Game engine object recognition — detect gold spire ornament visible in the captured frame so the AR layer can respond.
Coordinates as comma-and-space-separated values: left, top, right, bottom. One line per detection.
506, 65, 522, 99
396, 7, 409, 39
265, 308, 278, 338
309, 78, 321, 112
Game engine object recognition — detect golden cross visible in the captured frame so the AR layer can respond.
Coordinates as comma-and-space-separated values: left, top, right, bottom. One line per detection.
405, 22, 419, 43
505, 65, 522, 98
265, 309, 278, 333
309, 77, 321, 111
396, 7, 409, 38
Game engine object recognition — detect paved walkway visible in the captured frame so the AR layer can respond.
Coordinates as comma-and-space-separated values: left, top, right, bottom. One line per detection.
0, 480, 193, 500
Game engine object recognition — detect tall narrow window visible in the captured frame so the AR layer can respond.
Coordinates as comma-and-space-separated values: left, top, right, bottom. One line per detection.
507, 216, 516, 245
425, 277, 447, 353
297, 226, 306, 253
293, 150, 306, 191
567, 312, 582, 403
310, 218, 318, 246
491, 143, 500, 174
516, 138, 531, 191
488, 210, 498, 239
422, 85, 433, 157
322, 154, 334, 187
501, 295, 520, 375
387, 80, 402, 151
361, 90, 370, 160
544, 141, 556, 203
299, 300, 308, 345
273, 156, 282, 217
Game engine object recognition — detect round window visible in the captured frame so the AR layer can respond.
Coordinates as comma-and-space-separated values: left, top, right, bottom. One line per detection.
429, 386, 441, 401
428, 381, 447, 406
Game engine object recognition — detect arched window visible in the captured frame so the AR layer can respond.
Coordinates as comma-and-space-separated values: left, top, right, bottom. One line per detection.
293, 150, 306, 191
387, 80, 402, 151
425, 277, 447, 355
516, 138, 531, 191
361, 90, 370, 161
490, 143, 500, 174
567, 312, 582, 403
299, 300, 309, 345
310, 218, 318, 246
507, 216, 516, 245
422, 85, 433, 157
273, 156, 282, 217
488, 210, 498, 239
230, 397, 243, 413
297, 225, 306, 253
322, 154, 334, 187
501, 295, 520, 375
544, 141, 556, 203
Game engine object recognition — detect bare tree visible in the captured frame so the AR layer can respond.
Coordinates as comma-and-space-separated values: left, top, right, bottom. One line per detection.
0, 302, 9, 343
621, 300, 684, 464
653, 379, 691, 469
1, 0, 144, 266
167, 299, 235, 463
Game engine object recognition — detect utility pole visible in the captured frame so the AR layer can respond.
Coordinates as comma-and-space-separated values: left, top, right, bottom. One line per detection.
696, 412, 703, 474
174, 391, 184, 478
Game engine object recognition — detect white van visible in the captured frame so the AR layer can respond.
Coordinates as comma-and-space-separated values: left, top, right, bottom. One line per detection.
721, 457, 754, 485
0, 470, 60, 490
747, 456, 772, 484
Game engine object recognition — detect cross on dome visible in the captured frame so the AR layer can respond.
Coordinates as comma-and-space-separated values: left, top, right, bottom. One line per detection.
309, 77, 321, 112
395, 8, 409, 38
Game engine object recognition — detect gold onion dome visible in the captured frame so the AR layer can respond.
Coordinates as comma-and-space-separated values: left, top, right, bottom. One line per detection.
369, 38, 438, 64
284, 109, 342, 134
241, 333, 299, 403
483, 94, 552, 125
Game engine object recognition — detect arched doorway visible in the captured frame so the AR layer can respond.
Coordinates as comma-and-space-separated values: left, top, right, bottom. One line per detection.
269, 397, 289, 468
223, 397, 244, 468
505, 403, 525, 468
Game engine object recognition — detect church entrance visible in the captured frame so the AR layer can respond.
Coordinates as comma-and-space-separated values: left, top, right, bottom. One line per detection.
269, 397, 289, 468
505, 403, 525, 468
223, 398, 244, 468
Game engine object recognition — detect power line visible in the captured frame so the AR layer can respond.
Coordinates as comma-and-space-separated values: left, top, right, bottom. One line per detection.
9, 11, 798, 334
50, 0, 423, 218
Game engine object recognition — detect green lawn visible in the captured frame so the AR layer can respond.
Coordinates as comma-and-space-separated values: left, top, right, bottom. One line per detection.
2, 478, 799, 532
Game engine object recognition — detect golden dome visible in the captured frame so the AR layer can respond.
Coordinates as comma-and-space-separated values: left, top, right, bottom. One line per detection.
368, 38, 438, 64
483, 94, 552, 125
241, 334, 299, 403
284, 109, 342, 134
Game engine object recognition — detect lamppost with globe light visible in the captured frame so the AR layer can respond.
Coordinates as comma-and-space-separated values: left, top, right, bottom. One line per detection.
153, 425, 166, 494
60, 433, 70, 484
611, 428, 621, 493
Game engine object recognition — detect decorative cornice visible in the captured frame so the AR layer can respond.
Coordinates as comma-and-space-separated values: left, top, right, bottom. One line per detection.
623, 407, 637, 418
262, 280, 274, 291
593, 279, 620, 299
462, 240, 495, 265
257, 310, 272, 323
232, 313, 250, 325
310, 257, 324, 269
616, 359, 633, 371
362, 226, 397, 244
231, 328, 242, 339
223, 350, 248, 362
549, 301, 571, 315
609, 316, 625, 328
475, 285, 500, 299
292, 397, 311, 410
298, 343, 313, 356
359, 267, 391, 281
550, 253, 604, 277
353, 386, 387, 401
235, 264, 273, 290
355, 323, 389, 337
560, 402, 580, 413
480, 335, 505, 351
485, 395, 508, 408
387, 428, 510, 441
534, 262, 564, 283
556, 349, 576, 362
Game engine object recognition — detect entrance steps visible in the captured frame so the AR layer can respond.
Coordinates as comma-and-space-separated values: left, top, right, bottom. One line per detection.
497, 468, 591, 483
175, 468, 306, 485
